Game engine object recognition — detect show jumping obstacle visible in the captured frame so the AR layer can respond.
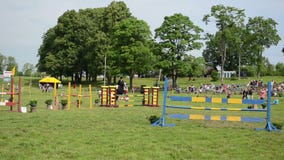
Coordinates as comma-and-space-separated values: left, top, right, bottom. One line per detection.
0, 75, 22, 112
100, 85, 159, 107
58, 82, 93, 110
152, 78, 279, 132
66, 82, 93, 110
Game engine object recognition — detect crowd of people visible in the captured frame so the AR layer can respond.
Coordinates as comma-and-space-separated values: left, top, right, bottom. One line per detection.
39, 83, 53, 92
97, 77, 283, 105
181, 83, 242, 96
247, 80, 264, 87
176, 79, 284, 100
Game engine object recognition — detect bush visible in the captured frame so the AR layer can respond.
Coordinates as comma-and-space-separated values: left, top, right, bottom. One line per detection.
148, 115, 160, 124
241, 66, 256, 77
29, 100, 37, 107
95, 99, 100, 103
272, 122, 283, 129
45, 99, 53, 105
211, 70, 219, 82
61, 99, 68, 106
230, 73, 237, 81
261, 103, 267, 109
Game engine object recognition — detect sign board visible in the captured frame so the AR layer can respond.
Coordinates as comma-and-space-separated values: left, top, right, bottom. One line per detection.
4, 71, 12, 77
3, 77, 11, 82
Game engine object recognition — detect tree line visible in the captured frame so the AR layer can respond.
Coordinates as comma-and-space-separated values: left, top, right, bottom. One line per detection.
0, 54, 17, 74
13, 1, 284, 89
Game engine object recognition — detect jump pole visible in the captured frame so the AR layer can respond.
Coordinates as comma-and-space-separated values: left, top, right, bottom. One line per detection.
78, 84, 82, 109
89, 84, 92, 109
10, 75, 14, 111
1, 84, 4, 102
17, 76, 22, 112
152, 78, 175, 127
68, 82, 71, 110
256, 81, 279, 131
6, 76, 22, 112
153, 78, 279, 131
66, 82, 92, 110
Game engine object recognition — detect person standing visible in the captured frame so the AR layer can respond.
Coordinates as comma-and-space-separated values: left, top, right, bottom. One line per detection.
259, 88, 267, 109
117, 77, 124, 94
248, 87, 253, 99
242, 88, 248, 99
259, 88, 266, 100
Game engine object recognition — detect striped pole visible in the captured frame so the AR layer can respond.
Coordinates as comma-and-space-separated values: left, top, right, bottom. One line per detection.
152, 78, 175, 127
153, 78, 280, 132
89, 84, 92, 109
169, 114, 264, 122
256, 81, 279, 131
17, 77, 22, 112
68, 82, 71, 110
167, 106, 267, 112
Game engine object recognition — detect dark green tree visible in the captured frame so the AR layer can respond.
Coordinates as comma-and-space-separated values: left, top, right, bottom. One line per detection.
77, 8, 106, 82
103, 1, 132, 84
0, 53, 6, 73
22, 63, 35, 76
246, 16, 281, 77
179, 55, 205, 78
262, 58, 275, 76
6, 56, 18, 72
203, 5, 245, 82
38, 10, 82, 80
155, 13, 203, 88
113, 17, 154, 89
38, 1, 140, 84
275, 63, 284, 76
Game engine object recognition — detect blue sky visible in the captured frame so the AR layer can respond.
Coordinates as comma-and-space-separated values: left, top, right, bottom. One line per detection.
0, 0, 283, 70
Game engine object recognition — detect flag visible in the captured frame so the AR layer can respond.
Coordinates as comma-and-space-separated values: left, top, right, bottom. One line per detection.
12, 66, 16, 75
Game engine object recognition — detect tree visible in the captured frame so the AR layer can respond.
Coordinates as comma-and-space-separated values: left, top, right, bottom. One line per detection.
77, 8, 106, 82
0, 53, 6, 73
38, 10, 81, 80
22, 63, 35, 76
179, 55, 205, 78
155, 13, 203, 88
262, 57, 275, 76
6, 56, 18, 72
103, 1, 132, 84
275, 63, 284, 76
202, 33, 221, 68
37, 27, 57, 73
246, 16, 281, 77
203, 5, 245, 82
113, 17, 154, 89
38, 2, 132, 83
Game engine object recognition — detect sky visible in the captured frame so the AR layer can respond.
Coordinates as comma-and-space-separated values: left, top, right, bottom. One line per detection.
0, 0, 283, 71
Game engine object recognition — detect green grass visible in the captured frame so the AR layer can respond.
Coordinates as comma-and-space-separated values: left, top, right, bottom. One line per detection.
1, 76, 284, 159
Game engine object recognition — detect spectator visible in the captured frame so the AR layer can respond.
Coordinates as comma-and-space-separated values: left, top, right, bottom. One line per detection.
259, 88, 267, 109
227, 89, 232, 99
259, 88, 266, 100
242, 88, 248, 99
117, 77, 124, 94
248, 87, 253, 99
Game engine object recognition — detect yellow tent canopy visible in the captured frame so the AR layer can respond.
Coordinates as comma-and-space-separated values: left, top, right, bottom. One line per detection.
39, 77, 61, 83
39, 77, 61, 98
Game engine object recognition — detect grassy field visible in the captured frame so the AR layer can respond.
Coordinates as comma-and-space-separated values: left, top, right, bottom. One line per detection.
1, 76, 284, 159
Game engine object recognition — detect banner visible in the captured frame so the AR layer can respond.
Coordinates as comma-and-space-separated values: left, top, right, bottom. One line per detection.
3, 71, 12, 77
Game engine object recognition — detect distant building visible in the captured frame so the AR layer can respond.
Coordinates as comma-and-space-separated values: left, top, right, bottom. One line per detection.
216, 66, 236, 78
